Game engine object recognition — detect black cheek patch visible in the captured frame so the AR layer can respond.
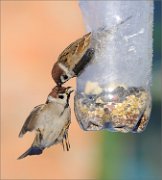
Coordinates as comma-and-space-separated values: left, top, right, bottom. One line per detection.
58, 95, 64, 99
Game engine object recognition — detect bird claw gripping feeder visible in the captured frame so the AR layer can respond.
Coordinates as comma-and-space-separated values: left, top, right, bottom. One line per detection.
74, 1, 153, 133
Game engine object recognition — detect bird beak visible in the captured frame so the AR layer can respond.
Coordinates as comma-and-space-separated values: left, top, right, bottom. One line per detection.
66, 87, 74, 94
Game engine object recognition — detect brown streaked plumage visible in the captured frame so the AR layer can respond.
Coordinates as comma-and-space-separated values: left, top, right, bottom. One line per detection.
58, 32, 91, 69
51, 32, 94, 85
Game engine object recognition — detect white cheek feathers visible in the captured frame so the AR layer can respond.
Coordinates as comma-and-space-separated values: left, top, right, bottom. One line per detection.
47, 96, 57, 103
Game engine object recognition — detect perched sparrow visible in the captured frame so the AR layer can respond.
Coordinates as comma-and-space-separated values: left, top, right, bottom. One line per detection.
52, 32, 95, 85
18, 86, 74, 160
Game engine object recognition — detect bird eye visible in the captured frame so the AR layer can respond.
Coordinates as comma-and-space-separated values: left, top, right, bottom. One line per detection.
63, 75, 68, 80
58, 95, 64, 99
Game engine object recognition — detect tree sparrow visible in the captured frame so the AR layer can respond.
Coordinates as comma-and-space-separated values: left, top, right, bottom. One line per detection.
52, 32, 95, 85
18, 86, 74, 160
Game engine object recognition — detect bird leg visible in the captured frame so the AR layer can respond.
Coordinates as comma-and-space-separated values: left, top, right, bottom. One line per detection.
62, 139, 65, 151
64, 133, 70, 151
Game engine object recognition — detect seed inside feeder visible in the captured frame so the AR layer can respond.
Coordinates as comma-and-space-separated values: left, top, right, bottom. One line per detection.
75, 1, 153, 133
74, 82, 151, 133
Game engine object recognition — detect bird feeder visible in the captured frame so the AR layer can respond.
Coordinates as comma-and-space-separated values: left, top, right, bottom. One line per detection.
74, 1, 153, 133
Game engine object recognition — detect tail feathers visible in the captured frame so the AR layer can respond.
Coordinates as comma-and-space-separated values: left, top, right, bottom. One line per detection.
17, 146, 43, 160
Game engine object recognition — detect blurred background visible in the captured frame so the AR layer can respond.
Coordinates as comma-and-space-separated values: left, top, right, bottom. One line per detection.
1, 1, 161, 180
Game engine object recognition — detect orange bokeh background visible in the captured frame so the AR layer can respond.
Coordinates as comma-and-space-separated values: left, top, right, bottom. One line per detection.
1, 1, 100, 179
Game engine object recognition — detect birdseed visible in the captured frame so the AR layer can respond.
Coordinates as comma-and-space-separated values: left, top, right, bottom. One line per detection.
74, 84, 151, 133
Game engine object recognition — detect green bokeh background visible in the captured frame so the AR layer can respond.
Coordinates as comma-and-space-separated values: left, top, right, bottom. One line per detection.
98, 2, 161, 180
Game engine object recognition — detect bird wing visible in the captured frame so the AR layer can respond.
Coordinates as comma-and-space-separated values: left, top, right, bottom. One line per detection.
19, 104, 46, 137
58, 32, 91, 69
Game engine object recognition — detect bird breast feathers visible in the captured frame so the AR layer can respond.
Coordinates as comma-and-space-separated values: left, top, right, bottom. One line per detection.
34, 103, 70, 129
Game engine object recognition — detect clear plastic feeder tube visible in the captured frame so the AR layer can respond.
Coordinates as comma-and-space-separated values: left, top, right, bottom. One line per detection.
74, 1, 153, 133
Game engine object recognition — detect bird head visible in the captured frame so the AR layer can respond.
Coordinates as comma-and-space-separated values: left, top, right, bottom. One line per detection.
51, 63, 72, 86
47, 86, 74, 105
